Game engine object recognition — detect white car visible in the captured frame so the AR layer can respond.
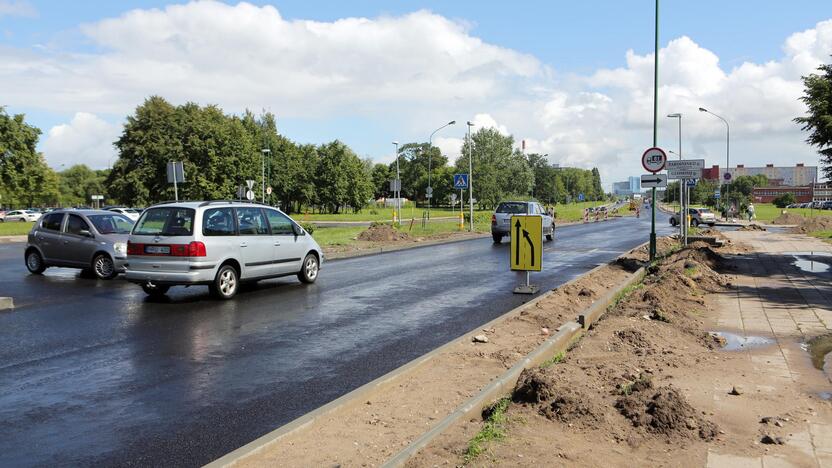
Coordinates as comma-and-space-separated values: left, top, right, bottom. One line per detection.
0, 210, 42, 222
107, 207, 141, 221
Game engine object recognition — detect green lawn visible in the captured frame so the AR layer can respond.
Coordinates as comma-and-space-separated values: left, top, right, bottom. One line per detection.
810, 230, 832, 243
300, 207, 486, 222
752, 203, 825, 223
0, 221, 34, 236
311, 226, 365, 247
553, 201, 619, 222
311, 219, 489, 248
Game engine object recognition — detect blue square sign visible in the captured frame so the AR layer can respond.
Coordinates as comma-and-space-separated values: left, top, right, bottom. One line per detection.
453, 173, 469, 189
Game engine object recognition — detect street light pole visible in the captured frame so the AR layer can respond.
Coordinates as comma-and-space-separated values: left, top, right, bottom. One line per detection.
667, 113, 683, 242
261, 148, 271, 204
428, 120, 456, 219
699, 107, 730, 217
467, 121, 474, 232
392, 141, 400, 222
649, 0, 660, 262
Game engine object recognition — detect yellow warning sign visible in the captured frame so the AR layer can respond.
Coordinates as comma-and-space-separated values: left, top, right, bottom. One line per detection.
510, 215, 542, 271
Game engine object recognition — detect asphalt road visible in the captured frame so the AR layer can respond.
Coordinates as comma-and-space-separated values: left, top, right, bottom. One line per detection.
0, 212, 671, 467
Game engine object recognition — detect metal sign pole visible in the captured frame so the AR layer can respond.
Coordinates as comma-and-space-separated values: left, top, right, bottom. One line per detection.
173, 173, 178, 202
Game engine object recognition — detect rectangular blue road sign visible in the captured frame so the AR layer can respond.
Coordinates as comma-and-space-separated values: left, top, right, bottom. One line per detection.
687, 178, 697, 187
714, 190, 721, 199
578, 193, 585, 202
453, 173, 469, 189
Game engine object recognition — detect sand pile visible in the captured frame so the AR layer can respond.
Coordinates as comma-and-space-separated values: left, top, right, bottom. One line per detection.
357, 223, 409, 242
616, 384, 718, 441
772, 212, 806, 225
738, 224, 766, 231
789, 215, 832, 234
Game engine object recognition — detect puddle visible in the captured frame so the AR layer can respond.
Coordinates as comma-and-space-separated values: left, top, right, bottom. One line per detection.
819, 392, 832, 401
788, 252, 832, 274
711, 331, 775, 351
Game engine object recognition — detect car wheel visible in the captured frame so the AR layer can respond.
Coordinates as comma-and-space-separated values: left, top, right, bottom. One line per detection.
92, 253, 117, 280
492, 233, 502, 244
210, 264, 239, 299
25, 250, 46, 274
692, 219, 700, 227
708, 223, 715, 227
141, 283, 170, 297
670, 218, 677, 226
19, 218, 26, 222
298, 253, 319, 284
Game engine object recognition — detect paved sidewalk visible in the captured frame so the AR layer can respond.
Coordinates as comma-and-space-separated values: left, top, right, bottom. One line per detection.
708, 230, 832, 468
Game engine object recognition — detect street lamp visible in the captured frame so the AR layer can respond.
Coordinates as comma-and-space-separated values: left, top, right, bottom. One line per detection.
667, 113, 683, 242
392, 141, 400, 222
261, 148, 271, 204
699, 107, 730, 217
427, 120, 456, 218
466, 121, 474, 232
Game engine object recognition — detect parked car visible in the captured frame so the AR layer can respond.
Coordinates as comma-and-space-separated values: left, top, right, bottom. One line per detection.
125, 201, 323, 299
490, 200, 555, 244
1, 210, 42, 222
24, 210, 134, 279
669, 208, 716, 227
821, 201, 832, 210
107, 206, 141, 221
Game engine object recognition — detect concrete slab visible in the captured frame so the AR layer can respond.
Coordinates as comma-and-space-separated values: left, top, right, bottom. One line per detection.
0, 297, 13, 310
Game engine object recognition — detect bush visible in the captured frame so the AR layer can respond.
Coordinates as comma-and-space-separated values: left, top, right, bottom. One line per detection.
772, 193, 796, 208
300, 221, 315, 235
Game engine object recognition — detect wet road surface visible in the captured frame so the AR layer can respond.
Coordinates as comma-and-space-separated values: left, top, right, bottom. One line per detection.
0, 214, 671, 467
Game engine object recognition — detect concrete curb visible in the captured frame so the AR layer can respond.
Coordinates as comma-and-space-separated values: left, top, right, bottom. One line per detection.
0, 297, 13, 310
384, 266, 646, 467
0, 236, 26, 244
206, 261, 611, 468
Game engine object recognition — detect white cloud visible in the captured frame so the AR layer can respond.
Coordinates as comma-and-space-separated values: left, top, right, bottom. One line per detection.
0, 0, 36, 18
42, 113, 121, 169
0, 2, 829, 183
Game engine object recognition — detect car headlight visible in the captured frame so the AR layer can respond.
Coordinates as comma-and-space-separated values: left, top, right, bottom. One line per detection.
114, 242, 127, 255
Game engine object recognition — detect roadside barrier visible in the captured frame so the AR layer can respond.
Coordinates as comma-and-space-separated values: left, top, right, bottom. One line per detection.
458, 212, 464, 230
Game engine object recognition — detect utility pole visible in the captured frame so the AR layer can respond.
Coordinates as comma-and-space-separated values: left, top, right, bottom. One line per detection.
393, 141, 400, 222
261, 148, 271, 203
649, 0, 660, 262
467, 121, 475, 232
428, 120, 456, 220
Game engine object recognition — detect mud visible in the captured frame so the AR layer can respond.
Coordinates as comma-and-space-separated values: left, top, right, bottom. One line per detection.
616, 386, 718, 441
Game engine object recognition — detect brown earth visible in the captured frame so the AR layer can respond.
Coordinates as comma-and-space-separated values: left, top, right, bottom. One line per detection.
788, 215, 832, 234
773, 212, 808, 225
407, 236, 830, 467
357, 223, 410, 241
738, 224, 767, 231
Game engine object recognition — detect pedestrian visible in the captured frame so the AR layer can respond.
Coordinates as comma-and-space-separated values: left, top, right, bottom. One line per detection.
747, 202, 755, 221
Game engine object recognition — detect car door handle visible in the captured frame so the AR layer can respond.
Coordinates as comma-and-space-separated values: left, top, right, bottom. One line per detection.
240, 242, 248, 248
274, 242, 281, 246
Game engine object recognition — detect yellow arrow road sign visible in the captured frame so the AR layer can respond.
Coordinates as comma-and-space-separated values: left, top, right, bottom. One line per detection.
510, 215, 542, 271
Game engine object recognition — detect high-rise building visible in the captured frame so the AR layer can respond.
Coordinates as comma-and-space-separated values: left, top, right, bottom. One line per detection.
702, 163, 817, 186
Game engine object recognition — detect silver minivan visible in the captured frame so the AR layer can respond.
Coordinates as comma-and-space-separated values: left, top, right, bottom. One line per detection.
25, 209, 133, 279
125, 201, 323, 299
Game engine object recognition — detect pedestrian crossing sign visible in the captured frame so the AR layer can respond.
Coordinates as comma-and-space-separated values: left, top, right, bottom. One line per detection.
510, 215, 542, 272
453, 174, 469, 189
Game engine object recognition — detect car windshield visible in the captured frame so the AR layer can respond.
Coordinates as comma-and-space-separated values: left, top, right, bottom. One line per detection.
133, 207, 195, 236
88, 214, 134, 234
699, 209, 713, 214
496, 202, 528, 214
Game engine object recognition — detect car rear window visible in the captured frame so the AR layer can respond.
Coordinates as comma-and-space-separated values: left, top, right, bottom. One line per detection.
41, 213, 63, 231
133, 207, 195, 236
496, 202, 528, 214
88, 214, 134, 234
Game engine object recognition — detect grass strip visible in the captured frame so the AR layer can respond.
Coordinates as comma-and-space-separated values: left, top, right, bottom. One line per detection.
464, 397, 511, 464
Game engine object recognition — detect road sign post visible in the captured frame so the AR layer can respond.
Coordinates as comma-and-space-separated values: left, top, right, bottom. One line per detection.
642, 147, 667, 262
510, 215, 542, 295
167, 161, 185, 201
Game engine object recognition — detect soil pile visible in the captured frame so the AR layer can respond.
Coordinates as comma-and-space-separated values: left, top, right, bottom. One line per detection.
789, 215, 832, 234
772, 212, 806, 225
616, 385, 718, 441
513, 368, 556, 403
615, 236, 678, 271
357, 223, 409, 242
738, 224, 766, 231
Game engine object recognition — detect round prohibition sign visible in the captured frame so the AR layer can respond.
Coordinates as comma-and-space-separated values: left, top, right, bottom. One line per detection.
641, 147, 667, 173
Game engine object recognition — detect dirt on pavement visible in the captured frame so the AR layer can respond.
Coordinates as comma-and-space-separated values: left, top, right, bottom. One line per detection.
357, 222, 410, 241
408, 235, 831, 467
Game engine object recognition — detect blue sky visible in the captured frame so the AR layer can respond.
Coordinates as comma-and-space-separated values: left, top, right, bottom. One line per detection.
2, 0, 831, 183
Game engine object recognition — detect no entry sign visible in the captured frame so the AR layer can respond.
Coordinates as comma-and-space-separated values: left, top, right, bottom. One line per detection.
641, 147, 667, 173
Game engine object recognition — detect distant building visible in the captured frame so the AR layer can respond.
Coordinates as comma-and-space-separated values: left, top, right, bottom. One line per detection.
751, 186, 813, 203
702, 163, 817, 186
812, 183, 832, 202
612, 176, 642, 197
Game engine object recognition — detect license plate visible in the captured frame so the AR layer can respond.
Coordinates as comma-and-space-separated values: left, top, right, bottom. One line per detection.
503, 219, 510, 224
145, 245, 170, 254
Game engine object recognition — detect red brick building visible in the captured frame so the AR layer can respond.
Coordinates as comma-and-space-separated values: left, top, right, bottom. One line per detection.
751, 186, 813, 203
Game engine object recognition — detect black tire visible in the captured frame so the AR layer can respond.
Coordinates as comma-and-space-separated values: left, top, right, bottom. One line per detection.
692, 219, 700, 227
670, 218, 678, 227
142, 283, 170, 297
92, 253, 117, 280
546, 233, 554, 241
19, 218, 26, 222
492, 233, 502, 244
708, 223, 715, 227
210, 264, 239, 299
298, 253, 320, 284
25, 250, 46, 274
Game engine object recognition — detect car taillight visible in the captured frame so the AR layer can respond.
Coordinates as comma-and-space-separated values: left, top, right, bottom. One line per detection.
491, 214, 497, 225
188, 241, 206, 257
127, 241, 142, 255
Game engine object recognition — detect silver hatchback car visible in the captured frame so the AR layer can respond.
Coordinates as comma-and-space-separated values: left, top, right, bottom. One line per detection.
125, 201, 324, 299
25, 209, 134, 279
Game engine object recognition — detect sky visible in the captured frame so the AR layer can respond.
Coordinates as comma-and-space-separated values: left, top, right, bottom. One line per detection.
2, 0, 831, 188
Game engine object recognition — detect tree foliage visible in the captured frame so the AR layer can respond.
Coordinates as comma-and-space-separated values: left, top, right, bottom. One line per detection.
795, 61, 832, 182
0, 107, 59, 208
772, 192, 797, 208
58, 165, 110, 207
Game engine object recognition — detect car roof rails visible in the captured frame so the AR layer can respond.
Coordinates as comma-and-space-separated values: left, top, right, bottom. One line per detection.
198, 200, 274, 207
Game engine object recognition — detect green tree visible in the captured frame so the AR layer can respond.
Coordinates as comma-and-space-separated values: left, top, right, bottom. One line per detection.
456, 128, 533, 209
371, 163, 392, 200
772, 192, 797, 208
393, 143, 448, 203
58, 165, 109, 206
0, 107, 59, 208
795, 61, 832, 181
315, 140, 372, 213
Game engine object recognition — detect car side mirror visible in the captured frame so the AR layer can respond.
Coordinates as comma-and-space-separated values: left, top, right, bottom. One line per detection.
292, 223, 304, 236
79, 229, 93, 238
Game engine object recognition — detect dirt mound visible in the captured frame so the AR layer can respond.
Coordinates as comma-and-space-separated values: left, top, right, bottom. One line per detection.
616, 386, 718, 441
772, 212, 806, 225
513, 368, 556, 403
738, 224, 766, 231
789, 215, 832, 234
616, 329, 651, 353
357, 223, 409, 242
615, 236, 678, 271
540, 388, 602, 424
